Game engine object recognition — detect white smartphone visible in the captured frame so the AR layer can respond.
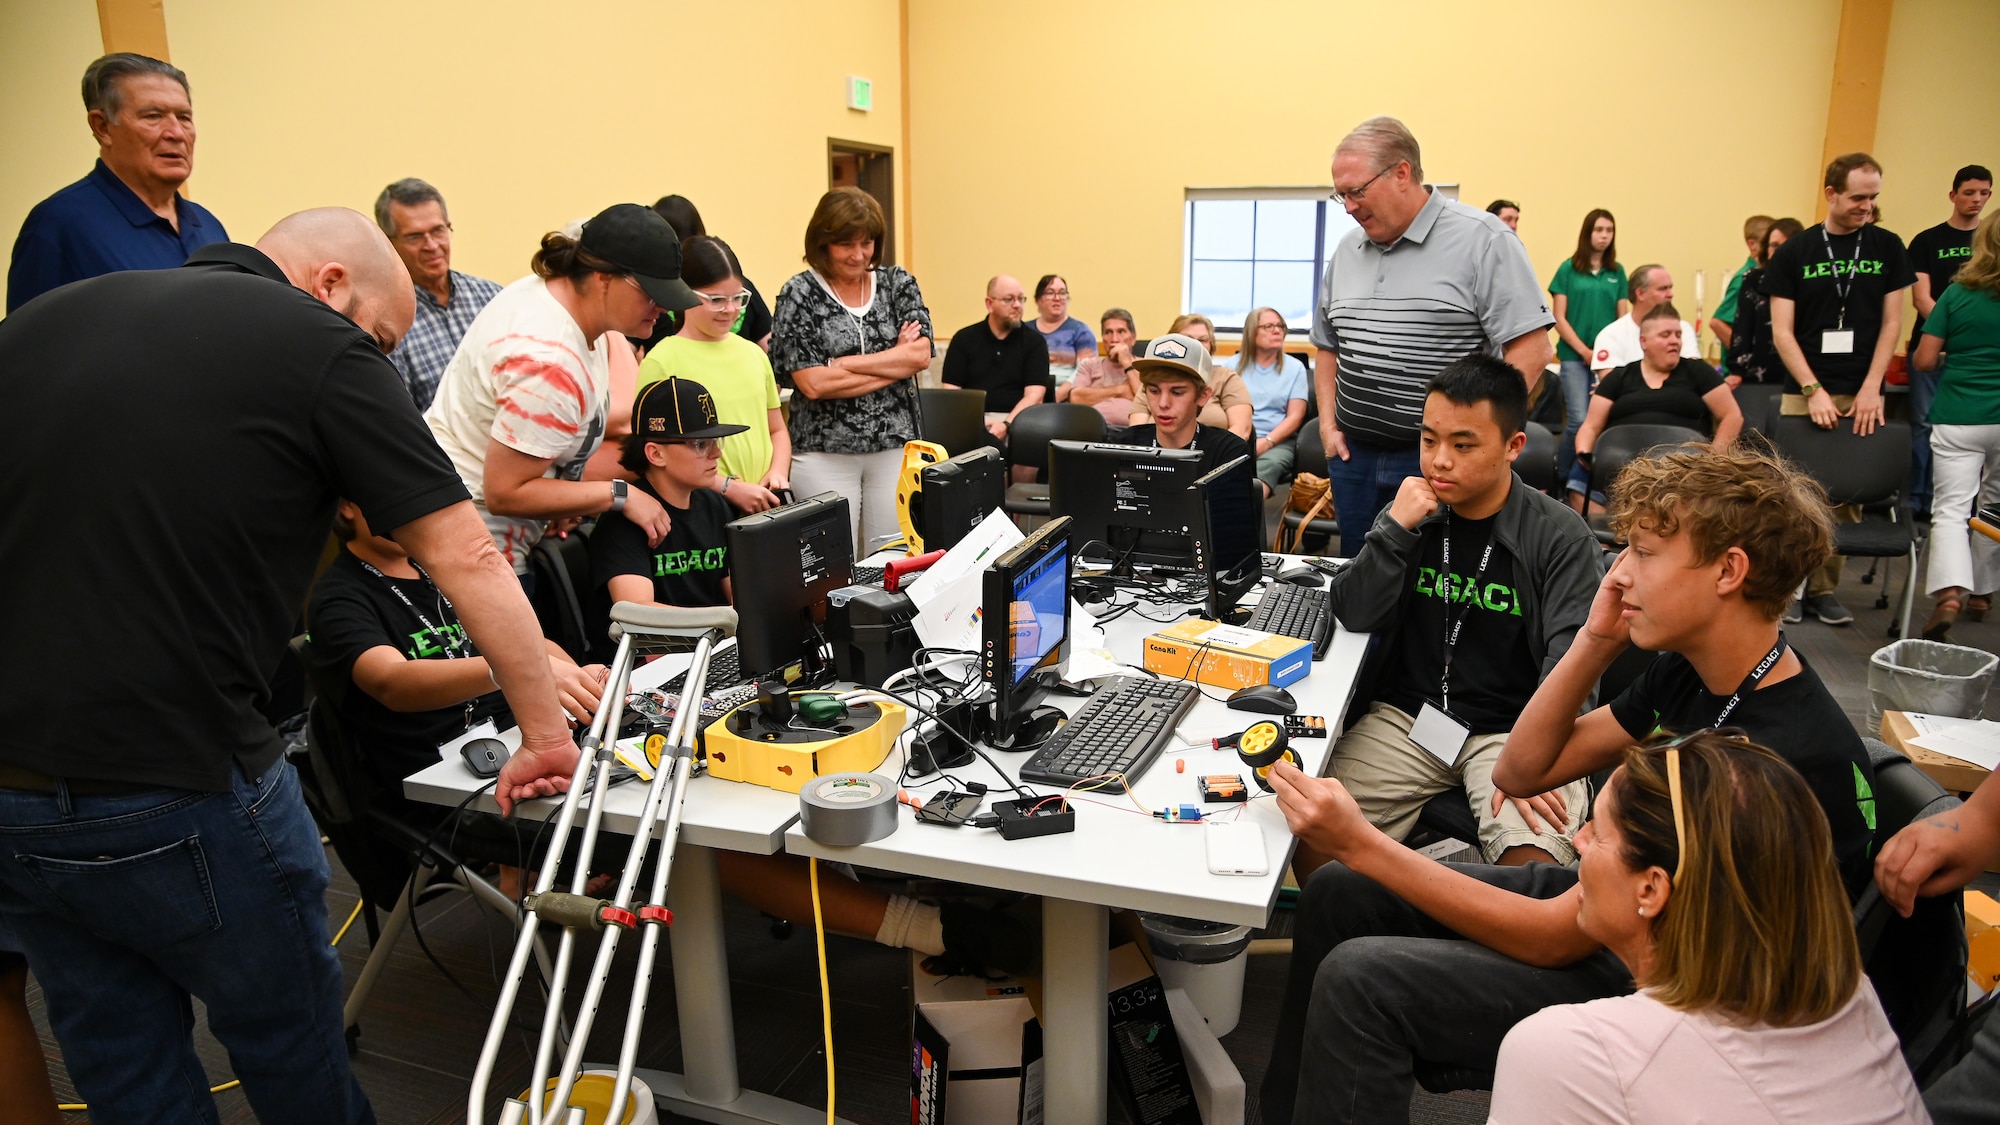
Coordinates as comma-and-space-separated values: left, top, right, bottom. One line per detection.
1204, 821, 1269, 876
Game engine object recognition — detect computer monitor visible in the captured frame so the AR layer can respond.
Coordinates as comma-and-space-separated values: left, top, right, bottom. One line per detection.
1045, 441, 1208, 570
1192, 454, 1262, 619
914, 446, 1005, 552
979, 515, 1072, 751
726, 492, 853, 681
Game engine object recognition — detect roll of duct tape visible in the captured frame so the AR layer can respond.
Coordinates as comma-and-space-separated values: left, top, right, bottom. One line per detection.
799, 772, 899, 846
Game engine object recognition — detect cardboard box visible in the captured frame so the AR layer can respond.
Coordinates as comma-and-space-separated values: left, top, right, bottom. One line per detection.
1106, 943, 1203, 1125
1968, 891, 2000, 994
1143, 619, 1311, 691
912, 998, 1043, 1125
1879, 710, 1991, 794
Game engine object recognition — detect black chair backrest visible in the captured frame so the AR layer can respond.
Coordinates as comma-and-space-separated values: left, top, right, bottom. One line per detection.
1009, 403, 1105, 474
919, 386, 988, 457
1517, 421, 1558, 493
530, 528, 605, 664
1772, 417, 1912, 509
1733, 384, 1781, 436
1589, 423, 1706, 496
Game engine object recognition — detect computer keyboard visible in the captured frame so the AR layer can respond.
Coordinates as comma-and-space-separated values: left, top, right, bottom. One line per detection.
852, 564, 885, 586
650, 647, 758, 730
1018, 676, 1199, 792
1245, 582, 1332, 661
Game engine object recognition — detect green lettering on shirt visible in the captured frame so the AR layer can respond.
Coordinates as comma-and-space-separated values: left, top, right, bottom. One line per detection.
1855, 762, 1877, 837
1411, 569, 1522, 616
405, 623, 468, 660
653, 546, 729, 579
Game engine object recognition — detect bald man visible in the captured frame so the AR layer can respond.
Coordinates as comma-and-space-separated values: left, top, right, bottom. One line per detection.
0, 207, 577, 1124
942, 274, 1053, 455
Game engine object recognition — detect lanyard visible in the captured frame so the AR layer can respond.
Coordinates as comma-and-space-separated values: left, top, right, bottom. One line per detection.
357, 561, 466, 659
1821, 226, 1865, 330
1437, 510, 1495, 712
1711, 638, 1786, 728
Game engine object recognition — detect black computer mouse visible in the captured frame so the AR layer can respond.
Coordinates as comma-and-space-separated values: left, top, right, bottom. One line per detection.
1276, 567, 1324, 587
1227, 684, 1298, 714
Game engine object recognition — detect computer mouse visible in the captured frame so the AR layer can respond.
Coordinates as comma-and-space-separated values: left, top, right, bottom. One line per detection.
1276, 567, 1324, 587
1227, 684, 1298, 714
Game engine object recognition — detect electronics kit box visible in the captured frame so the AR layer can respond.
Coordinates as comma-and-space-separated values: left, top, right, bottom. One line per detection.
1142, 619, 1310, 691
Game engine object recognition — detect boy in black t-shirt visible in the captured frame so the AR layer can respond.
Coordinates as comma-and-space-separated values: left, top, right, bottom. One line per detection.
1310, 355, 1600, 875
592, 375, 745, 611
1257, 443, 1879, 1125
1768, 152, 1916, 626
1113, 331, 1259, 520
1903, 164, 1991, 517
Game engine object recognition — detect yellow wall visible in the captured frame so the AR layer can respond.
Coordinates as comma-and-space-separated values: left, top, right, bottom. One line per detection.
0, 2, 118, 312
907, 0, 1847, 348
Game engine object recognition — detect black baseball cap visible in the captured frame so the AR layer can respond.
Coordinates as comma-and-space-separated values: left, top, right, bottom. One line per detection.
579, 203, 701, 311
632, 377, 751, 443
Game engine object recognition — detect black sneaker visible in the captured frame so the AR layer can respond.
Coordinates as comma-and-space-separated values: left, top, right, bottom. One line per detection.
1807, 593, 1854, 626
936, 902, 1036, 977
1783, 598, 1804, 624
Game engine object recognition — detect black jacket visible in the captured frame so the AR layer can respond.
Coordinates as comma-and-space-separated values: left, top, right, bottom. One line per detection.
1327, 474, 1602, 728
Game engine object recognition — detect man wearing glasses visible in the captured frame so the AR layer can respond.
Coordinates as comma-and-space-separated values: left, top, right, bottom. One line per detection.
375, 178, 504, 410
1311, 116, 1555, 558
940, 274, 1053, 458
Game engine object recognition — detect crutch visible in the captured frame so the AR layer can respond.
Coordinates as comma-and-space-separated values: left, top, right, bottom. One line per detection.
469, 602, 737, 1125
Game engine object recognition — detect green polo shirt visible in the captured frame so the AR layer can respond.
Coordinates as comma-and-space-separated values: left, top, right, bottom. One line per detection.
1924, 283, 2000, 426
1548, 260, 1628, 363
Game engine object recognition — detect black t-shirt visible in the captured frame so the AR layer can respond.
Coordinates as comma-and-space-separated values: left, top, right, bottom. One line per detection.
633, 274, 774, 354
1375, 512, 1538, 732
1765, 224, 1916, 394
0, 244, 469, 790
307, 550, 509, 790
1593, 358, 1725, 432
589, 479, 733, 609
1907, 220, 1977, 349
1608, 648, 1876, 899
941, 319, 1054, 414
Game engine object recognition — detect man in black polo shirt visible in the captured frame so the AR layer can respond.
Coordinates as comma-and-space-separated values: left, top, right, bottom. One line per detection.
1768, 151, 1916, 626
0, 208, 581, 1124
941, 274, 1052, 466
1905, 164, 1992, 517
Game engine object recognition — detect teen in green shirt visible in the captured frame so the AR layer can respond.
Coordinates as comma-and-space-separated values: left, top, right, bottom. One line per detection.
1548, 209, 1628, 456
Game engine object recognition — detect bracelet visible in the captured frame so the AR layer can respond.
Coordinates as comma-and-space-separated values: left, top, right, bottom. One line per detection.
720, 475, 734, 494
488, 666, 501, 691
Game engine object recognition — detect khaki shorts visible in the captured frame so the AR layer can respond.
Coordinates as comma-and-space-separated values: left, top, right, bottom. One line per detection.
1326, 702, 1587, 864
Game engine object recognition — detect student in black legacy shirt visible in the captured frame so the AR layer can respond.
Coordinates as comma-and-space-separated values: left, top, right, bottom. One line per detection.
1259, 443, 1878, 1125
0, 211, 579, 1124
592, 375, 745, 614
1314, 355, 1600, 878
1902, 164, 1991, 517
940, 274, 1053, 460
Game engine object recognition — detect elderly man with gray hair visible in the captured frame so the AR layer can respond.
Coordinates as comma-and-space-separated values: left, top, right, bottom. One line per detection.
7, 52, 229, 313
1312, 116, 1555, 557
374, 178, 504, 409
1587, 263, 1701, 376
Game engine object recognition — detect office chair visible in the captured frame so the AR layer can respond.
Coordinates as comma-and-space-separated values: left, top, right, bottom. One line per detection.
918, 386, 989, 457
1002, 403, 1105, 517
1584, 424, 1707, 545
1732, 383, 1782, 439
530, 525, 609, 665
1278, 425, 1339, 553
1516, 421, 1559, 495
1772, 417, 1919, 638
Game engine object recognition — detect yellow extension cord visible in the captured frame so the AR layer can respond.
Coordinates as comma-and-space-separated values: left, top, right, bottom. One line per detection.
56, 899, 368, 1113
809, 857, 836, 1125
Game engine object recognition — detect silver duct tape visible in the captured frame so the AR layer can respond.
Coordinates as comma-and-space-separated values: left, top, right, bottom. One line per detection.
799, 772, 899, 846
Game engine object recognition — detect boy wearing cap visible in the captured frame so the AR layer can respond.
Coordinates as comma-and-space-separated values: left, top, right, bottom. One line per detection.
1117, 332, 1259, 500
592, 376, 744, 610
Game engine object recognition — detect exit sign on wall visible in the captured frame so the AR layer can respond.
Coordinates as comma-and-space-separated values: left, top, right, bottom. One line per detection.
846, 75, 872, 112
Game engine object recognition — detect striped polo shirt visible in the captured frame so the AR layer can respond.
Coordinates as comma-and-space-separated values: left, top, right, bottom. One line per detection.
1311, 189, 1553, 448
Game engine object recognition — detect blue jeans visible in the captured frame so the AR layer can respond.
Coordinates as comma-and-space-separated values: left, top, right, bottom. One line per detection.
1555, 359, 1594, 480
1326, 440, 1422, 558
1910, 363, 1941, 513
0, 761, 373, 1125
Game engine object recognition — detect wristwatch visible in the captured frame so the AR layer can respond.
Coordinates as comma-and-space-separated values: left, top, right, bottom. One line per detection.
610, 479, 628, 513
1798, 381, 1823, 397
720, 475, 734, 495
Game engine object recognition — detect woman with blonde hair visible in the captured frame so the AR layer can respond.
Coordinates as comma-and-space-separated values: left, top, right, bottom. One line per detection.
1234, 306, 1310, 495
1916, 208, 2000, 640
1129, 313, 1252, 440
1489, 731, 1924, 1122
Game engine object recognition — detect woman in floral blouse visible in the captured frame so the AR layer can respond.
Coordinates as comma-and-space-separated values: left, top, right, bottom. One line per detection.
770, 187, 934, 555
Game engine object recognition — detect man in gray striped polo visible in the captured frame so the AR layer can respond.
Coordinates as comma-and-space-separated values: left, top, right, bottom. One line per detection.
1312, 116, 1555, 558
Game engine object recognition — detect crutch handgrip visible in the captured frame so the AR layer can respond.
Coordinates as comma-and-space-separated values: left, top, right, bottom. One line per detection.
608, 602, 738, 640
522, 892, 631, 932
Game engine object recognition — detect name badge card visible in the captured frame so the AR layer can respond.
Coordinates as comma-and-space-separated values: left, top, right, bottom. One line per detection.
1821, 329, 1855, 354
1409, 701, 1470, 768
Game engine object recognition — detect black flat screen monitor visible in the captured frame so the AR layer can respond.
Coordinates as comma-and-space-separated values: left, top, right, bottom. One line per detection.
979, 515, 1072, 749
1192, 454, 1262, 618
725, 492, 852, 680
1046, 441, 1208, 570
916, 446, 1005, 552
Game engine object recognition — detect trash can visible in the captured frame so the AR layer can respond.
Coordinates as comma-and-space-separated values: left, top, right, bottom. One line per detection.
1139, 914, 1254, 1037
533, 1071, 658, 1125
1867, 639, 2000, 729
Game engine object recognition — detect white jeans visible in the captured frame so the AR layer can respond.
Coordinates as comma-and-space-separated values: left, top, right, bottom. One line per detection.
791, 448, 905, 558
1927, 423, 2000, 596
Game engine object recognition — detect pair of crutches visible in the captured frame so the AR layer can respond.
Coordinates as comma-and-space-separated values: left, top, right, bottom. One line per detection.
470, 602, 738, 1125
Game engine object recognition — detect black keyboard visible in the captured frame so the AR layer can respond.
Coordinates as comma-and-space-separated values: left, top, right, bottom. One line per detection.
1018, 677, 1199, 792
1245, 583, 1332, 661
852, 565, 885, 586
653, 647, 758, 729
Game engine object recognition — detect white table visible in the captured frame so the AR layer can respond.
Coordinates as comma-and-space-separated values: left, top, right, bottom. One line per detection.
405, 641, 843, 1125
783, 568, 1369, 1125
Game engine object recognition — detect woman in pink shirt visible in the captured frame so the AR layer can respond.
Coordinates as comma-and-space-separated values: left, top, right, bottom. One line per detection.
1490, 730, 1926, 1124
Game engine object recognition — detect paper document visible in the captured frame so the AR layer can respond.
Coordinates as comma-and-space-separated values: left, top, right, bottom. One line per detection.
1909, 719, 2000, 773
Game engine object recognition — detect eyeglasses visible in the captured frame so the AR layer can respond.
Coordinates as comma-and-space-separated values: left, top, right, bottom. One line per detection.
1329, 164, 1397, 206
1257, 322, 1287, 332
621, 275, 661, 307
991, 294, 1028, 305
395, 223, 452, 249
1042, 289, 1069, 299
692, 290, 752, 312
666, 437, 722, 455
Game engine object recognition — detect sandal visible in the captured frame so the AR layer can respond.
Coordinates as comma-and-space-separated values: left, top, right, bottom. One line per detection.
1924, 590, 1966, 641
1967, 595, 1991, 623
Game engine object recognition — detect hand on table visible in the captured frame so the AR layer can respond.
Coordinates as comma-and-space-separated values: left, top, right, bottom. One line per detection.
1875, 807, 2000, 917
550, 657, 606, 724
1269, 760, 1385, 863
495, 735, 580, 816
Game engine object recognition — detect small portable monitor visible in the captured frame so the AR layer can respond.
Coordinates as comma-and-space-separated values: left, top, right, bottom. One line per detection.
979, 515, 1073, 750
915, 447, 1005, 552
726, 492, 853, 681
1046, 441, 1207, 571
